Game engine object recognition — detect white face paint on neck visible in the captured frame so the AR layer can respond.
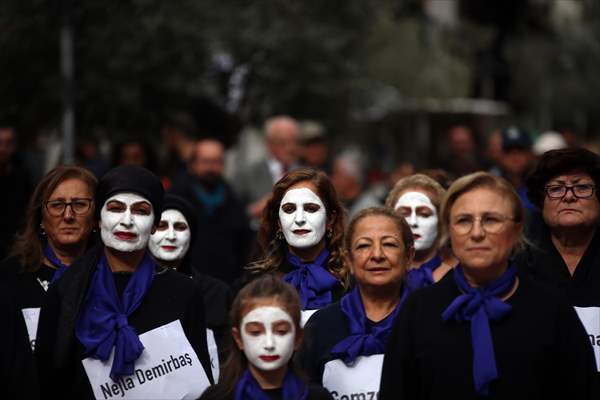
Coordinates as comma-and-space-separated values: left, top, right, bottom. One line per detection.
149, 209, 191, 262
279, 187, 326, 249
240, 306, 296, 372
100, 192, 155, 252
395, 191, 438, 251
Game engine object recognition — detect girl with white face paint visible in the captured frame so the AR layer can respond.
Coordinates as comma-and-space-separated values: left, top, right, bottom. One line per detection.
385, 174, 457, 291
248, 169, 350, 326
199, 274, 333, 400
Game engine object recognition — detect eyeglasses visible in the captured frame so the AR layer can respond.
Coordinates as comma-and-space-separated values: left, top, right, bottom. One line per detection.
45, 198, 93, 216
544, 183, 596, 199
450, 213, 515, 235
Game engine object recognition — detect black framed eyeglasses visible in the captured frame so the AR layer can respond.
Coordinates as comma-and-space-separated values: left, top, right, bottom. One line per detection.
45, 198, 93, 216
544, 184, 596, 199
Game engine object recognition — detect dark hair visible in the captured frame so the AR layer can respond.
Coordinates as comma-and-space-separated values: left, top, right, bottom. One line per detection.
344, 207, 414, 263
526, 147, 600, 209
250, 168, 349, 287
10, 165, 98, 272
111, 136, 158, 174
216, 274, 302, 398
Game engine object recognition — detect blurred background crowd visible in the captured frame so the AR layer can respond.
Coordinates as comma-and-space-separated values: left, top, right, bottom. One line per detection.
2, 0, 600, 271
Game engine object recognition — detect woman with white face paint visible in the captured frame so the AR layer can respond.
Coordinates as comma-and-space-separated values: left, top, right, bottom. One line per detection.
298, 208, 414, 399
149, 194, 233, 382
247, 168, 349, 326
200, 274, 332, 400
385, 174, 456, 292
35, 165, 214, 399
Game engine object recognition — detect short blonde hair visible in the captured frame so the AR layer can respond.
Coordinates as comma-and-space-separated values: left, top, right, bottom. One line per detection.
385, 173, 446, 211
439, 171, 526, 252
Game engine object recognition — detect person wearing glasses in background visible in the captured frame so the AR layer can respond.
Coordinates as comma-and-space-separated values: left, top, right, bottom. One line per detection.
518, 148, 600, 380
380, 172, 597, 399
0, 165, 97, 398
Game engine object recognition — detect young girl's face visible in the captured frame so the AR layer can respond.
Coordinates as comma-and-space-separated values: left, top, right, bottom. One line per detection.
234, 299, 300, 372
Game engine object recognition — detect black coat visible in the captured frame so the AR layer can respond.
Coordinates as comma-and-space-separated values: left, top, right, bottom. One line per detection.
35, 244, 214, 398
169, 175, 253, 286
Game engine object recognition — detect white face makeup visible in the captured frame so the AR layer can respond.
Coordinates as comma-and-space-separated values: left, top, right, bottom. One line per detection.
240, 306, 296, 372
395, 191, 438, 251
149, 209, 191, 262
100, 192, 155, 252
279, 187, 326, 249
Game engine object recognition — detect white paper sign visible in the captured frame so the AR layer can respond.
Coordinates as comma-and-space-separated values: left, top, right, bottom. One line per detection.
21, 307, 41, 351
301, 309, 318, 327
206, 328, 219, 382
82, 319, 211, 400
322, 354, 383, 400
574, 306, 600, 371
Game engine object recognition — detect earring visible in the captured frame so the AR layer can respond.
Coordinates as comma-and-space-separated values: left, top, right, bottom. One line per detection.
276, 229, 284, 240
326, 228, 333, 240
39, 223, 46, 236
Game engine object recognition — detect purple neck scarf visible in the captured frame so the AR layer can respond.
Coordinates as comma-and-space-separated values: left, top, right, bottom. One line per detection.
234, 369, 308, 400
75, 250, 155, 380
441, 264, 516, 396
405, 254, 442, 292
283, 248, 338, 310
330, 284, 408, 365
44, 244, 69, 284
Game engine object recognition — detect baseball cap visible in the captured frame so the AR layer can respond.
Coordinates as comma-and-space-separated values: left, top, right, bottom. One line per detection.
501, 126, 532, 152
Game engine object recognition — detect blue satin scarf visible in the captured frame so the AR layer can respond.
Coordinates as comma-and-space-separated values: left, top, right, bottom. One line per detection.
283, 248, 338, 310
44, 244, 69, 284
330, 284, 408, 365
441, 264, 517, 396
405, 254, 442, 292
75, 250, 155, 380
234, 369, 308, 400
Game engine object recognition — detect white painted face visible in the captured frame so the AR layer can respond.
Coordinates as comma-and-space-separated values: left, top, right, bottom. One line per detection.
240, 306, 296, 372
100, 192, 155, 252
395, 191, 438, 251
279, 187, 326, 249
149, 209, 191, 262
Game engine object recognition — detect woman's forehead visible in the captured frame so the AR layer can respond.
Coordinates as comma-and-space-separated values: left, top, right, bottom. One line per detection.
104, 192, 151, 205
285, 180, 319, 196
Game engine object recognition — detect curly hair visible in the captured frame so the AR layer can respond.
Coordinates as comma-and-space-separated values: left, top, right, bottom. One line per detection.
10, 165, 97, 272
249, 168, 349, 288
526, 147, 600, 209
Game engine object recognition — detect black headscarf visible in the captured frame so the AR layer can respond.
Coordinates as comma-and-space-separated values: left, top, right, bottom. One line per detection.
96, 165, 164, 225
162, 194, 199, 245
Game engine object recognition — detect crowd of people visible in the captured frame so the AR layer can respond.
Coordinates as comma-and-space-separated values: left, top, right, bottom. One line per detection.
1, 115, 600, 399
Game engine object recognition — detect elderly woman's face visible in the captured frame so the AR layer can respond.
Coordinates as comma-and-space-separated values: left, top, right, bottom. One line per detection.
348, 215, 408, 289
449, 187, 519, 273
100, 192, 154, 252
278, 181, 327, 249
41, 178, 95, 250
542, 172, 600, 231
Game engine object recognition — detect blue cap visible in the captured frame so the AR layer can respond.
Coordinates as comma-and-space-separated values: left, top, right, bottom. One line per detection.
501, 126, 532, 151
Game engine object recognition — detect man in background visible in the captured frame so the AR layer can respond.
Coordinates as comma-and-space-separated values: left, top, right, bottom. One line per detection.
0, 123, 32, 260
169, 138, 252, 286
233, 115, 301, 226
